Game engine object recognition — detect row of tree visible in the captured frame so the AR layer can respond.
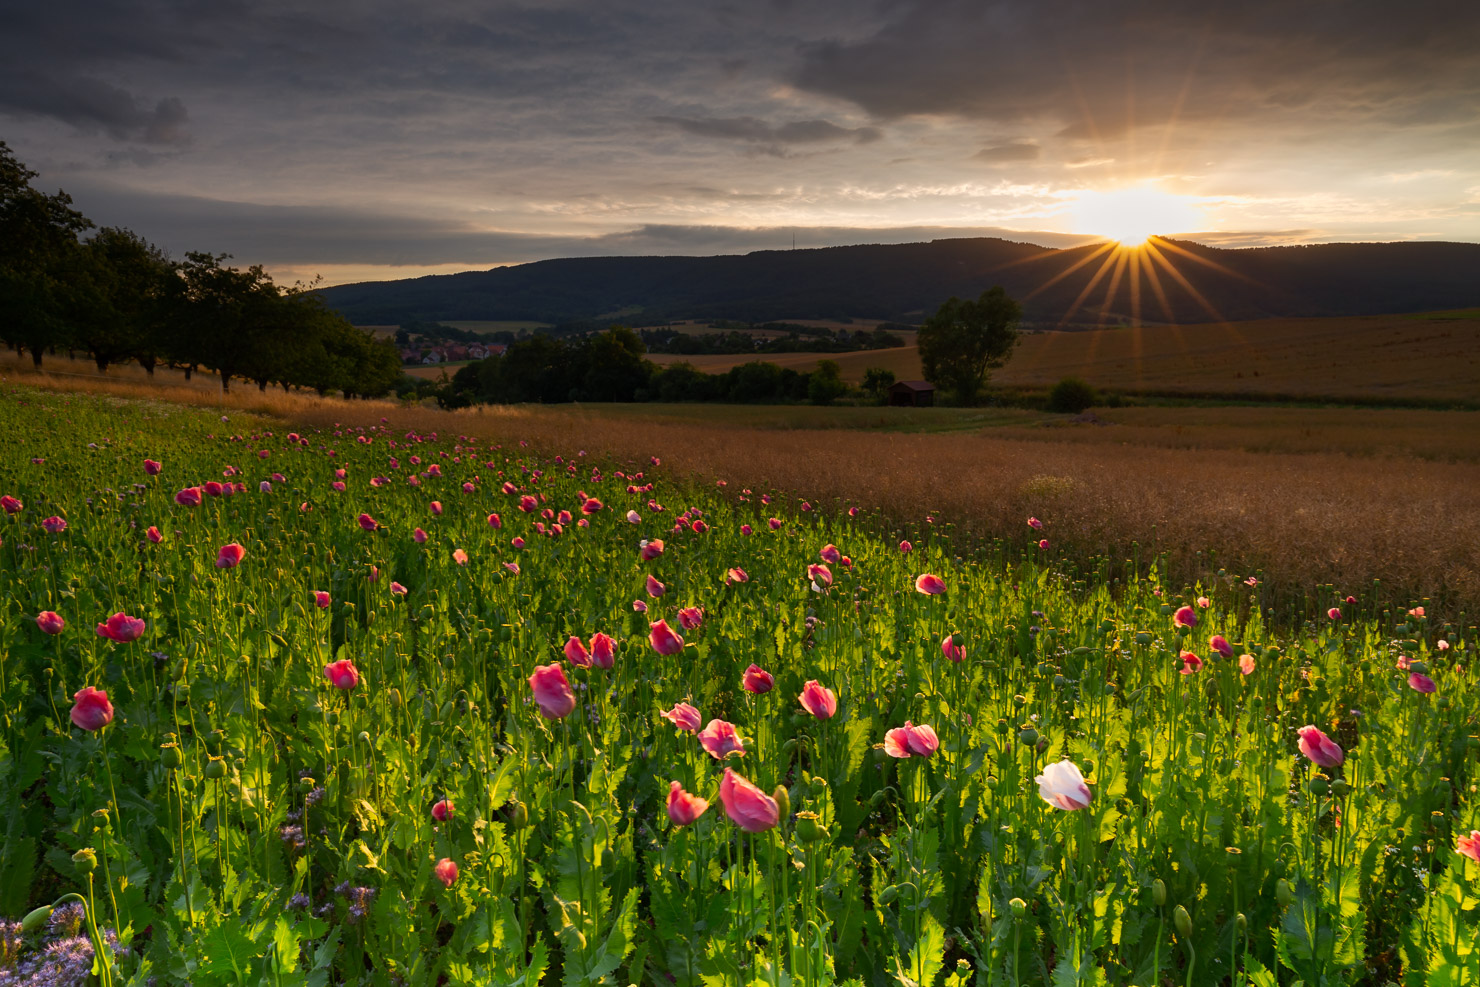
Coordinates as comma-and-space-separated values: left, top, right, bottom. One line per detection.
0, 142, 402, 397
437, 327, 852, 406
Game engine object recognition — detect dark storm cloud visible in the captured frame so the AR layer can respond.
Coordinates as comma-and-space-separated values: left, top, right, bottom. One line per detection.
0, 73, 190, 144
792, 0, 1480, 138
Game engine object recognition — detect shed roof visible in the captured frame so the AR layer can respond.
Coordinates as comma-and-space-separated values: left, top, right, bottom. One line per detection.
890, 380, 935, 391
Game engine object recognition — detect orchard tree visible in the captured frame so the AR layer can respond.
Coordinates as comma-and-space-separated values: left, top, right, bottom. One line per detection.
917, 285, 1021, 405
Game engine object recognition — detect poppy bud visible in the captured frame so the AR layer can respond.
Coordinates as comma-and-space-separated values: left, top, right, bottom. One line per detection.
161, 743, 183, 769
325, 711, 338, 726
1009, 897, 1027, 918
205, 757, 227, 779
1437, 696, 1451, 709
509, 800, 530, 829
1276, 878, 1293, 908
1236, 913, 1247, 934
879, 885, 899, 904
868, 790, 888, 810
388, 688, 403, 708
20, 905, 53, 934
72, 847, 97, 873
1081, 758, 1095, 775
795, 812, 824, 843
1152, 879, 1166, 907
1173, 904, 1192, 938
772, 785, 790, 821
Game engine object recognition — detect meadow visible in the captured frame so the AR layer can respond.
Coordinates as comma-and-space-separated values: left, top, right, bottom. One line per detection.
0, 382, 1477, 986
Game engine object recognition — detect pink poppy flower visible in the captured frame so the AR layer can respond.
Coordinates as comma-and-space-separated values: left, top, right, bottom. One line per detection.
174, 487, 202, 507
1209, 635, 1233, 658
70, 686, 114, 731
677, 607, 704, 630
718, 768, 778, 832
626, 510, 641, 524
645, 574, 666, 598
667, 781, 709, 826
367, 565, 380, 583
1296, 725, 1344, 767
429, 500, 443, 515
1408, 673, 1437, 693
1179, 651, 1204, 675
314, 591, 331, 609
323, 659, 360, 690
1173, 606, 1198, 628
96, 612, 146, 643
640, 539, 665, 561
563, 635, 592, 667
1036, 760, 1093, 810
807, 563, 833, 589
660, 702, 702, 732
699, 719, 745, 759
358, 513, 378, 532
528, 663, 576, 719
413, 527, 428, 544
884, 721, 939, 757
819, 544, 841, 564
799, 680, 837, 719
581, 498, 603, 514
590, 632, 615, 669
1239, 654, 1256, 675
204, 481, 224, 497
452, 548, 468, 565
768, 517, 782, 530
144, 459, 162, 476
1245, 576, 1259, 586
431, 799, 453, 822
0, 495, 21, 514
1327, 607, 1341, 621
390, 581, 408, 596
462, 482, 476, 494
742, 664, 774, 694
215, 542, 245, 568
1027, 517, 1043, 530
740, 524, 753, 535
259, 480, 272, 493
503, 562, 520, 575
518, 495, 537, 513
649, 619, 684, 655
914, 573, 946, 595
36, 611, 66, 635
632, 598, 647, 612
434, 858, 459, 888
1457, 831, 1480, 865
332, 481, 347, 492
40, 516, 67, 534
146, 526, 163, 543
899, 540, 912, 553
725, 567, 749, 585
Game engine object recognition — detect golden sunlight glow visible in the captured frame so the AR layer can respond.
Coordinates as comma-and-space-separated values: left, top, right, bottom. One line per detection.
1069, 185, 1202, 246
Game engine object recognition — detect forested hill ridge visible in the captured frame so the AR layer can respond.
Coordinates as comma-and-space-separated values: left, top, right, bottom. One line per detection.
317, 237, 1480, 327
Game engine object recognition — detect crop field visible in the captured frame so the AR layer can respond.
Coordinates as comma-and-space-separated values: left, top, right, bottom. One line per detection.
1, 383, 1477, 985
647, 310, 1480, 404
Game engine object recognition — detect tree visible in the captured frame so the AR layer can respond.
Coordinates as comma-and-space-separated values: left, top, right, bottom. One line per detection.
808, 359, 848, 405
861, 366, 896, 401
917, 285, 1021, 405
67, 227, 174, 373
1047, 376, 1097, 413
0, 142, 93, 366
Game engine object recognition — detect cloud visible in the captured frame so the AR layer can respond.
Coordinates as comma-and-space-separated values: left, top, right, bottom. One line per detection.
974, 141, 1039, 164
0, 73, 190, 144
654, 115, 882, 148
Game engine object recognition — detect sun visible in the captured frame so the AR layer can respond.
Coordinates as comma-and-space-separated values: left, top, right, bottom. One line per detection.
1069, 185, 1202, 246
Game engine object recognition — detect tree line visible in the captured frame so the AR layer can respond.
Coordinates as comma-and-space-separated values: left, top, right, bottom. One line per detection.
0, 142, 402, 397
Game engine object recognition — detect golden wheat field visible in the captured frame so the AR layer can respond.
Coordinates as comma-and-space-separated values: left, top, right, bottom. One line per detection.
5, 348, 1479, 614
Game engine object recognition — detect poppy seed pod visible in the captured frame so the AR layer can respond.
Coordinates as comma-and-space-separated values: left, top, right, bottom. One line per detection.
1173, 905, 1192, 938
161, 743, 183, 770
1309, 777, 1330, 796
1331, 779, 1352, 798
1018, 727, 1039, 746
299, 777, 316, 793
72, 848, 97, 873
1009, 897, 1027, 918
795, 811, 824, 843
205, 757, 227, 779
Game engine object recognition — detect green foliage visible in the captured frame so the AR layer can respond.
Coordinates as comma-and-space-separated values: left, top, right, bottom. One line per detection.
0, 383, 1475, 984
917, 286, 1021, 405
1047, 377, 1098, 414
808, 360, 848, 405
862, 366, 897, 400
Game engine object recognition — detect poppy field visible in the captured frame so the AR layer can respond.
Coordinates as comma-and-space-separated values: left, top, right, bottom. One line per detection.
0, 383, 1477, 987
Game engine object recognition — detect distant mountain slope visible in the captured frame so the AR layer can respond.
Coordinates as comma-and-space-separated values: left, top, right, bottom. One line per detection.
316, 237, 1480, 326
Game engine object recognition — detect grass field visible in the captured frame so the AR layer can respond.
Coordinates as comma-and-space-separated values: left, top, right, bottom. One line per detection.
2, 382, 1476, 985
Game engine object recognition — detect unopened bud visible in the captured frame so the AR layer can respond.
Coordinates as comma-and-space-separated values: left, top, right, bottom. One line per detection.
20, 906, 53, 934
509, 800, 529, 829
1236, 912, 1247, 934
772, 786, 790, 821
879, 885, 899, 904
1152, 879, 1166, 907
1276, 878, 1294, 908
1173, 904, 1192, 938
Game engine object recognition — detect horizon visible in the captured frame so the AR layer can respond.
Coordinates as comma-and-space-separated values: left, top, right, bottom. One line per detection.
4, 1, 1478, 288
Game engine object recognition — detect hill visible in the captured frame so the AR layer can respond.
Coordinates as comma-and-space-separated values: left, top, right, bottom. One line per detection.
317, 237, 1480, 326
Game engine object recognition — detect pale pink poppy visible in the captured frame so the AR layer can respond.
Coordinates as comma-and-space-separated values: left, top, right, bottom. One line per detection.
660, 702, 702, 732
452, 548, 468, 565
649, 619, 684, 655
41, 516, 67, 534
725, 567, 749, 585
941, 632, 964, 662
1179, 651, 1203, 675
799, 680, 837, 719
528, 663, 576, 718
1027, 517, 1043, 530
641, 539, 665, 561
914, 574, 946, 595
678, 606, 704, 630
667, 781, 709, 826
1239, 654, 1256, 675
1408, 673, 1437, 693
1296, 725, 1344, 767
646, 574, 666, 597
698, 719, 745, 759
390, 581, 407, 595
631, 598, 647, 612
563, 635, 592, 667
819, 544, 841, 564
1327, 607, 1341, 621
807, 563, 833, 589
1036, 760, 1092, 810
742, 664, 774, 694
1173, 606, 1197, 628
434, 858, 459, 888
1457, 831, 1480, 865
884, 721, 939, 758
718, 768, 778, 832
1209, 635, 1233, 658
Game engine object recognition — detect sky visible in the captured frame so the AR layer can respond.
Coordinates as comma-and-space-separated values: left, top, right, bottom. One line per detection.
3, 0, 1478, 287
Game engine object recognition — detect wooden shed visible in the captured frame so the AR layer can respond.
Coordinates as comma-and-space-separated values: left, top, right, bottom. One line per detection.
888, 380, 935, 407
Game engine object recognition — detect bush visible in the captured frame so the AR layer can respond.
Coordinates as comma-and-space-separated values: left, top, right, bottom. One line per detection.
1047, 376, 1097, 413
